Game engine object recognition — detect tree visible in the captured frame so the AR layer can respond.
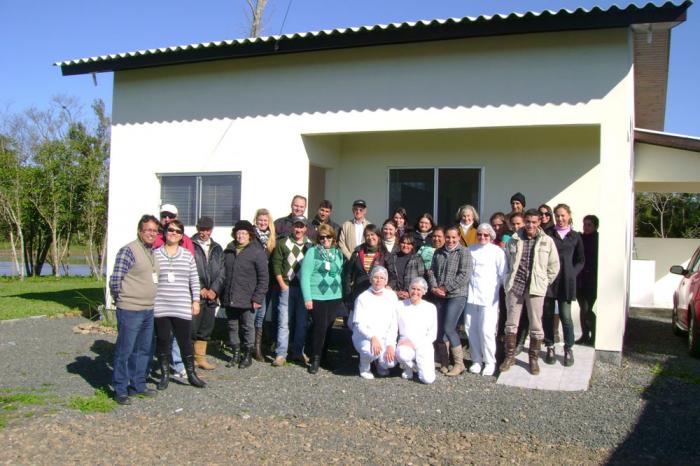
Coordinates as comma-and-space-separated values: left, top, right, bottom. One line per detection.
0, 134, 27, 278
245, 0, 269, 37
635, 192, 700, 238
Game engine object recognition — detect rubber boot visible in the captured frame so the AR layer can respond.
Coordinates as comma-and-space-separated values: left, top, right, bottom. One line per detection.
308, 355, 321, 374
446, 345, 465, 377
498, 334, 517, 373
226, 346, 241, 368
238, 346, 253, 369
436, 342, 450, 374
183, 355, 206, 388
529, 338, 542, 375
194, 340, 216, 370
156, 353, 170, 390
253, 328, 264, 362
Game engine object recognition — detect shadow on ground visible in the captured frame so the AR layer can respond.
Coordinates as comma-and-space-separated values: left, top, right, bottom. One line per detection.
66, 339, 114, 391
607, 315, 700, 464
10, 288, 104, 319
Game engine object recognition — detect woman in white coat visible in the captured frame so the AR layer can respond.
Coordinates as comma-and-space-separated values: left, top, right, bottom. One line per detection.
351, 266, 398, 379
396, 277, 438, 384
465, 223, 508, 376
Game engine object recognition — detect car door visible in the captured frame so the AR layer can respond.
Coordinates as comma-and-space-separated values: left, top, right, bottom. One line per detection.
677, 248, 700, 327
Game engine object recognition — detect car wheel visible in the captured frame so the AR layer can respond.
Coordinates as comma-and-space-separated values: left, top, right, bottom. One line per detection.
672, 303, 685, 336
689, 308, 700, 358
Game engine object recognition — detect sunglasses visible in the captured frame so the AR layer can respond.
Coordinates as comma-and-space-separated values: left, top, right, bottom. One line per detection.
167, 228, 183, 234
539, 212, 551, 217
319, 235, 332, 240
161, 212, 177, 219
400, 242, 413, 246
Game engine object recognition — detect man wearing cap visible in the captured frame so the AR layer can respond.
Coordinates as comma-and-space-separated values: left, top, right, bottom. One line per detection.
270, 216, 313, 366
154, 204, 195, 255
338, 199, 371, 260
274, 195, 308, 239
307, 199, 341, 241
109, 214, 160, 405
190, 216, 224, 370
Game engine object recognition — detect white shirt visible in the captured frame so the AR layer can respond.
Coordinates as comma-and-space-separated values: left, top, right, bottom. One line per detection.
467, 242, 508, 306
396, 299, 437, 348
352, 288, 398, 343
354, 219, 365, 248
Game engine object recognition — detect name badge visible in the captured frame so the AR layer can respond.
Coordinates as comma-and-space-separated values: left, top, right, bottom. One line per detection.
152, 273, 159, 284
324, 261, 330, 271
167, 272, 175, 283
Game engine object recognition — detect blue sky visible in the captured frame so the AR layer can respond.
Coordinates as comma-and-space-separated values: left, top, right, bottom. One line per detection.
2, 0, 698, 136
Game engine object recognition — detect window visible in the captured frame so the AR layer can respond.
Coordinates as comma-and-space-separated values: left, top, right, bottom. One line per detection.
389, 168, 481, 224
160, 173, 241, 226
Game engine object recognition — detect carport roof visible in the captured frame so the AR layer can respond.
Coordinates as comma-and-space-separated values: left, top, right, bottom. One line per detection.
56, 1, 691, 76
635, 128, 700, 152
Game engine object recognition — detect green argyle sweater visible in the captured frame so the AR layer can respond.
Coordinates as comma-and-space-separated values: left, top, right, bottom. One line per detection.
300, 245, 344, 301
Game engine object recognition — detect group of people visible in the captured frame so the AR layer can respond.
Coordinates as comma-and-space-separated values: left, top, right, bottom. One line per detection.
109, 192, 598, 404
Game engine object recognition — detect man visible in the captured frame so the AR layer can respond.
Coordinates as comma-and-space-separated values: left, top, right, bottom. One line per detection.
270, 217, 312, 366
338, 199, 371, 260
109, 214, 161, 405
499, 209, 560, 376
274, 195, 308, 239
152, 203, 194, 379
190, 216, 224, 370
307, 199, 341, 241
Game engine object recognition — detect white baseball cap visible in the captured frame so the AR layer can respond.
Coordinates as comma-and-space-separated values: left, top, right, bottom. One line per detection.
160, 204, 178, 216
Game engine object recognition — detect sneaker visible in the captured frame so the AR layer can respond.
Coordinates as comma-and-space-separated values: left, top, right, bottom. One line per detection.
401, 365, 414, 380
482, 363, 496, 376
115, 395, 132, 406
129, 388, 158, 398
272, 356, 286, 367
171, 369, 187, 381
469, 362, 482, 374
359, 371, 375, 380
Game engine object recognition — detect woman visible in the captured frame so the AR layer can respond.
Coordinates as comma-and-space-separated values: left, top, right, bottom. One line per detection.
153, 219, 205, 390
222, 220, 270, 369
252, 209, 276, 361
417, 223, 441, 272
352, 266, 398, 379
456, 205, 479, 246
543, 204, 585, 367
538, 204, 554, 231
300, 224, 345, 374
343, 225, 389, 309
428, 226, 473, 376
576, 214, 599, 345
381, 219, 399, 254
390, 233, 426, 301
465, 224, 508, 376
413, 212, 435, 249
392, 207, 409, 238
489, 212, 513, 248
396, 277, 438, 384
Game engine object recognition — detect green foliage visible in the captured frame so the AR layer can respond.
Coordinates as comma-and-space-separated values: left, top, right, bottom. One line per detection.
68, 388, 116, 413
0, 276, 104, 320
635, 193, 700, 238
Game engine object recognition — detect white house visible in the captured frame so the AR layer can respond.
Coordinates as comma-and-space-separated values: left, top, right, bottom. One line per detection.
58, 1, 699, 363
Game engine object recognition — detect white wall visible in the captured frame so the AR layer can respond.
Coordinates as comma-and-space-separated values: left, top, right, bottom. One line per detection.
106, 28, 634, 353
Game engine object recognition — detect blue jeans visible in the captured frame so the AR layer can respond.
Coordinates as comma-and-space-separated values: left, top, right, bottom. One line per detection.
112, 309, 154, 397
543, 298, 575, 348
171, 336, 184, 373
443, 296, 467, 347
276, 286, 307, 357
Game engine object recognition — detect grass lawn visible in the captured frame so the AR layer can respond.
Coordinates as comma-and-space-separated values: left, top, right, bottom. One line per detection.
0, 277, 104, 321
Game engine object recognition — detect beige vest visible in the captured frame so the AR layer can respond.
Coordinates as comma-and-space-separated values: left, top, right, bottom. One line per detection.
116, 239, 159, 311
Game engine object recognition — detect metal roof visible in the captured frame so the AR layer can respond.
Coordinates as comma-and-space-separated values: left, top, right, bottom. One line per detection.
56, 1, 691, 76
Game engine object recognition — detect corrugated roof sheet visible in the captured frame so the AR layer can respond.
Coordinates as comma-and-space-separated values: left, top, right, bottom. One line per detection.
56, 1, 691, 76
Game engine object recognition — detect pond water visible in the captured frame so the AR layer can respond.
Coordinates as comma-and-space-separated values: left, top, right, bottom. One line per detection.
0, 261, 98, 277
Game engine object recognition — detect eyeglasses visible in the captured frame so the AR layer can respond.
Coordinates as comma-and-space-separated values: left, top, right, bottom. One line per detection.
141, 228, 158, 234
161, 212, 176, 219
476, 233, 491, 238
319, 235, 332, 240
167, 228, 183, 234
400, 242, 413, 246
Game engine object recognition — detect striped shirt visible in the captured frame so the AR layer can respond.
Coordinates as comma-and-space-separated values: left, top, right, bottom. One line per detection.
154, 246, 200, 320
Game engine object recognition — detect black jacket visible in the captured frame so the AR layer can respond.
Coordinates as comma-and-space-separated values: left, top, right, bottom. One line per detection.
413, 230, 433, 249
191, 235, 225, 304
343, 245, 393, 306
307, 216, 341, 241
546, 228, 585, 301
222, 240, 270, 309
577, 232, 598, 298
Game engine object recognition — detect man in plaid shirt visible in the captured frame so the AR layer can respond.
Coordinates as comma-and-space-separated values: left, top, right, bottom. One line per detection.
500, 209, 560, 375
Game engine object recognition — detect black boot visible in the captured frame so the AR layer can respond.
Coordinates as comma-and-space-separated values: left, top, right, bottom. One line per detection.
564, 346, 575, 367
226, 346, 241, 368
184, 355, 206, 388
308, 355, 321, 374
238, 347, 253, 369
156, 353, 169, 390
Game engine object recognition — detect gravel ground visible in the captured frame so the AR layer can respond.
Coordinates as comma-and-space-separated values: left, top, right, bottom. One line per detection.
1, 312, 699, 465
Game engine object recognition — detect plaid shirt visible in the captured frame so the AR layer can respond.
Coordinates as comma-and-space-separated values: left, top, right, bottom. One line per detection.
511, 236, 536, 297
429, 245, 473, 298
109, 246, 136, 300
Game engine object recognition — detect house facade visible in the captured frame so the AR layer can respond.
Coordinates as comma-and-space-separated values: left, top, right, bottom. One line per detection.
59, 1, 694, 363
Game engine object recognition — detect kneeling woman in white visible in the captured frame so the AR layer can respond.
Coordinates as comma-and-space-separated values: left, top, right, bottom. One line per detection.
352, 266, 398, 379
466, 223, 508, 376
396, 277, 438, 384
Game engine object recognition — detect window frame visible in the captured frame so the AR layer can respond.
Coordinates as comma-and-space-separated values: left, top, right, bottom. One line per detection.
157, 171, 242, 227
386, 165, 484, 225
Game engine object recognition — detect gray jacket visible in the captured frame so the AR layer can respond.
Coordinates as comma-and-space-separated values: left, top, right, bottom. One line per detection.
429, 245, 473, 298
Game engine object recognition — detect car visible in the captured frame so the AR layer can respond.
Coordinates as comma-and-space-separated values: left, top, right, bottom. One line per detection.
670, 245, 700, 357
